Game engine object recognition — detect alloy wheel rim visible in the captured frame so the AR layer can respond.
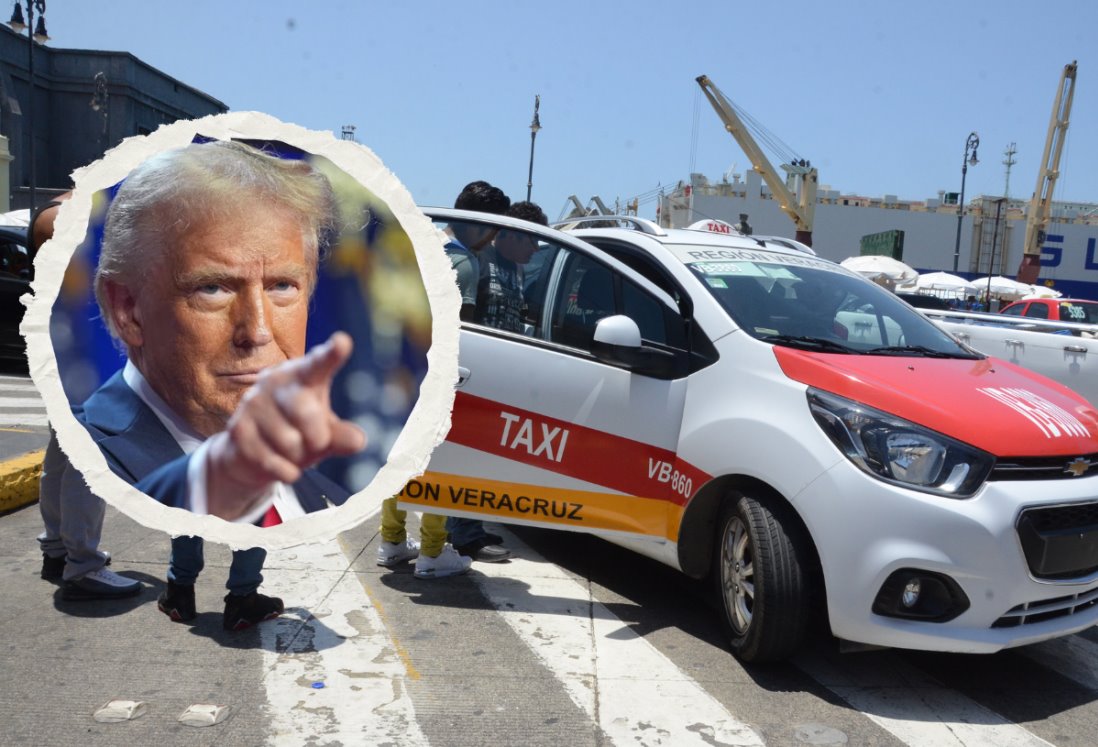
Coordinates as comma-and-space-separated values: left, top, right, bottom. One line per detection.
722, 516, 755, 635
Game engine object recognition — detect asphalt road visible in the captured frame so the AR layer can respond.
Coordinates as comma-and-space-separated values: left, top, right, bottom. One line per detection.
3, 367, 1098, 746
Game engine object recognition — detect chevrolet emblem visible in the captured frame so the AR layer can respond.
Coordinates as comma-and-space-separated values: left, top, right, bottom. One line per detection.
1064, 458, 1094, 477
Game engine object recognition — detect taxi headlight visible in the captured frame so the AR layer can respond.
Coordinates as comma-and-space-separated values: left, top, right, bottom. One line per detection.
808, 388, 993, 498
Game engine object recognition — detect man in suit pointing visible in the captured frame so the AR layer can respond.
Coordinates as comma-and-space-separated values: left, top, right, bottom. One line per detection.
80, 139, 365, 629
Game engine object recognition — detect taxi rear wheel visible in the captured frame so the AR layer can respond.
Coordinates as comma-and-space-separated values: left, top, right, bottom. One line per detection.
715, 492, 809, 662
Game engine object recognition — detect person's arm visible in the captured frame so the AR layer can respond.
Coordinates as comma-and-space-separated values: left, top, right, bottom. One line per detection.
450, 252, 478, 322
30, 191, 73, 251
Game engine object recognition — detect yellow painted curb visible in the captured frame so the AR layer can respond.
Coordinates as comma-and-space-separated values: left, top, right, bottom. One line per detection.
0, 449, 44, 513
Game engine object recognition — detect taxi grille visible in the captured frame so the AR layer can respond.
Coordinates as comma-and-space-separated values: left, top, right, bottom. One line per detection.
992, 588, 1098, 628
1016, 502, 1098, 580
991, 453, 1098, 481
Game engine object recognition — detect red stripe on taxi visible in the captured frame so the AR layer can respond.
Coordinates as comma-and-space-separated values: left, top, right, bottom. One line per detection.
447, 392, 711, 505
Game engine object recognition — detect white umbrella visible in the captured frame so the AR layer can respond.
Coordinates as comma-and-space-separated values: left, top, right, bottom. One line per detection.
1023, 284, 1063, 299
840, 255, 919, 285
974, 275, 1031, 299
914, 271, 978, 296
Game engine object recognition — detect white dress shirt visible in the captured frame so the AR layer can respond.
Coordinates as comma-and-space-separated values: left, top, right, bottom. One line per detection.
122, 361, 307, 524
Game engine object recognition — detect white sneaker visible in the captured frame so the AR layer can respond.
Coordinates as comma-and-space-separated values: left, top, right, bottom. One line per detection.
414, 544, 473, 579
62, 567, 142, 600
377, 538, 420, 567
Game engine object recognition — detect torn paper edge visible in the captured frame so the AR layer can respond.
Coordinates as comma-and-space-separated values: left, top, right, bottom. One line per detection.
21, 111, 459, 550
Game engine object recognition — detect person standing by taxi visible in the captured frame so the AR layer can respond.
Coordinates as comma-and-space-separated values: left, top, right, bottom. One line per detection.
441, 181, 512, 562
474, 201, 548, 332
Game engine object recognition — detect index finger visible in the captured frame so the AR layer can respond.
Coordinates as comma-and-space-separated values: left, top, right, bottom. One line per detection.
296, 331, 354, 389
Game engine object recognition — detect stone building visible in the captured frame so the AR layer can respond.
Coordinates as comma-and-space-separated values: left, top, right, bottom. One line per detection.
0, 23, 227, 210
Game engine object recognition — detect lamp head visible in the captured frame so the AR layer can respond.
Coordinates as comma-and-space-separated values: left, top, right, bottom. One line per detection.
8, 2, 25, 33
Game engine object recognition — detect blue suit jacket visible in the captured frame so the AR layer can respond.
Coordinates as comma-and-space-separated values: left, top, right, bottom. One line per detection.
76, 371, 350, 515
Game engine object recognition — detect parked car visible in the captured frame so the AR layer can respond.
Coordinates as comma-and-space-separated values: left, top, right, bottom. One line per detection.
999, 297, 1098, 324
400, 211, 1098, 662
0, 225, 32, 363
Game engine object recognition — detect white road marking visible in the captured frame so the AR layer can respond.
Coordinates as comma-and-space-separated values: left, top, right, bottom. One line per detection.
0, 376, 46, 426
258, 541, 428, 747
0, 412, 47, 426
473, 536, 765, 746
797, 651, 1055, 747
0, 397, 47, 407
242, 527, 1089, 746
1020, 634, 1098, 690
0, 375, 36, 387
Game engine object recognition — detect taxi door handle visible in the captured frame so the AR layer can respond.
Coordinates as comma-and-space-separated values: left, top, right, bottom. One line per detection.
456, 366, 471, 388
1063, 345, 1087, 354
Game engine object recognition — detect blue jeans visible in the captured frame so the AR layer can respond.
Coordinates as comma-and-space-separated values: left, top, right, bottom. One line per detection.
446, 516, 488, 548
168, 536, 266, 596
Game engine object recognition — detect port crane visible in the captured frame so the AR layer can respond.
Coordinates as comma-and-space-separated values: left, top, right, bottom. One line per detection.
695, 74, 817, 246
1016, 61, 1077, 284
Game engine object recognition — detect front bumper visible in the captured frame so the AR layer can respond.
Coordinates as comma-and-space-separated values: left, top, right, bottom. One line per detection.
797, 461, 1098, 653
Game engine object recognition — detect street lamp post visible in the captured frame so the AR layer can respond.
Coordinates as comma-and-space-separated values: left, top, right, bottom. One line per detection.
951, 131, 980, 272
9, 0, 49, 212
985, 197, 1006, 311
525, 94, 541, 203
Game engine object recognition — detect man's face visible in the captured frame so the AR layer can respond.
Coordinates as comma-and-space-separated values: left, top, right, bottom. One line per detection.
495, 229, 539, 265
121, 204, 313, 437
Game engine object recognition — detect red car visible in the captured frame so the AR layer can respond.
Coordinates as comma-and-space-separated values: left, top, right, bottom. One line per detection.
999, 297, 1098, 324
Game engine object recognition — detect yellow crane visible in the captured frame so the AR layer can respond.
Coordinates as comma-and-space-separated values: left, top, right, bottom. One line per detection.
695, 74, 818, 246
1017, 61, 1077, 284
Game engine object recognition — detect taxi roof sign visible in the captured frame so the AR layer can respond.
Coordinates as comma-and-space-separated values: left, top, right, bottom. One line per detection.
687, 219, 741, 235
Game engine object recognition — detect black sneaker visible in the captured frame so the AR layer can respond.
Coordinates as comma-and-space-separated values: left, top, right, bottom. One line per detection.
158, 581, 197, 622
223, 591, 284, 631
41, 552, 111, 581
454, 538, 512, 563
41, 553, 66, 581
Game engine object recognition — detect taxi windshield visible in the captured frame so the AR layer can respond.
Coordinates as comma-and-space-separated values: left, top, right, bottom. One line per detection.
684, 248, 980, 358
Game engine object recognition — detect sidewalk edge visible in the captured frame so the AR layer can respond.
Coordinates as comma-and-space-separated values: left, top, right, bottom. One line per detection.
0, 449, 44, 513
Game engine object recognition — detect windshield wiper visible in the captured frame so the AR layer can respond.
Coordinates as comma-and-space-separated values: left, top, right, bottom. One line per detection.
866, 344, 982, 359
758, 334, 856, 354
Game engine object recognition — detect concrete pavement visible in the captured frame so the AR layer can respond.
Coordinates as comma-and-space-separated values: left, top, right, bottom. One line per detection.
2, 500, 277, 745
0, 495, 594, 746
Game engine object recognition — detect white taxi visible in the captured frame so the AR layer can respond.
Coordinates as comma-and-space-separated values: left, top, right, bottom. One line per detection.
400, 210, 1098, 662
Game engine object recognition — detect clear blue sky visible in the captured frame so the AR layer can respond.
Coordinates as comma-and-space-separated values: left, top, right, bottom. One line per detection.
47, 0, 1098, 221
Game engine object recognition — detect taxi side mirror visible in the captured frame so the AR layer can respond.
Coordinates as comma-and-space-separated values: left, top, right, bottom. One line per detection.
591, 315, 678, 379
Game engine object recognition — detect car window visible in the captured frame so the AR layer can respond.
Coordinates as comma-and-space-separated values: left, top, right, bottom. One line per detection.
0, 241, 30, 280
999, 303, 1025, 316
546, 250, 688, 353
551, 253, 615, 349
586, 239, 683, 304
686, 249, 977, 357
621, 278, 669, 344
1060, 302, 1098, 324
1024, 303, 1049, 319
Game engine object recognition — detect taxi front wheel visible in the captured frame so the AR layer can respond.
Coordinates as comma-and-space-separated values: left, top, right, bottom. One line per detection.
715, 492, 810, 662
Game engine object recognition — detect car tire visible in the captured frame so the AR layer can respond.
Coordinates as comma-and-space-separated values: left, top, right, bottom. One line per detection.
714, 492, 809, 662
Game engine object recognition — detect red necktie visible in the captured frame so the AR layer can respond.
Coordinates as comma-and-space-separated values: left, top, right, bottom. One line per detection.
261, 505, 282, 527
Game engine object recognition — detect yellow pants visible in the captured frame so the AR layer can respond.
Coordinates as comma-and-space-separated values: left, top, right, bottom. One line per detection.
380, 496, 448, 558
